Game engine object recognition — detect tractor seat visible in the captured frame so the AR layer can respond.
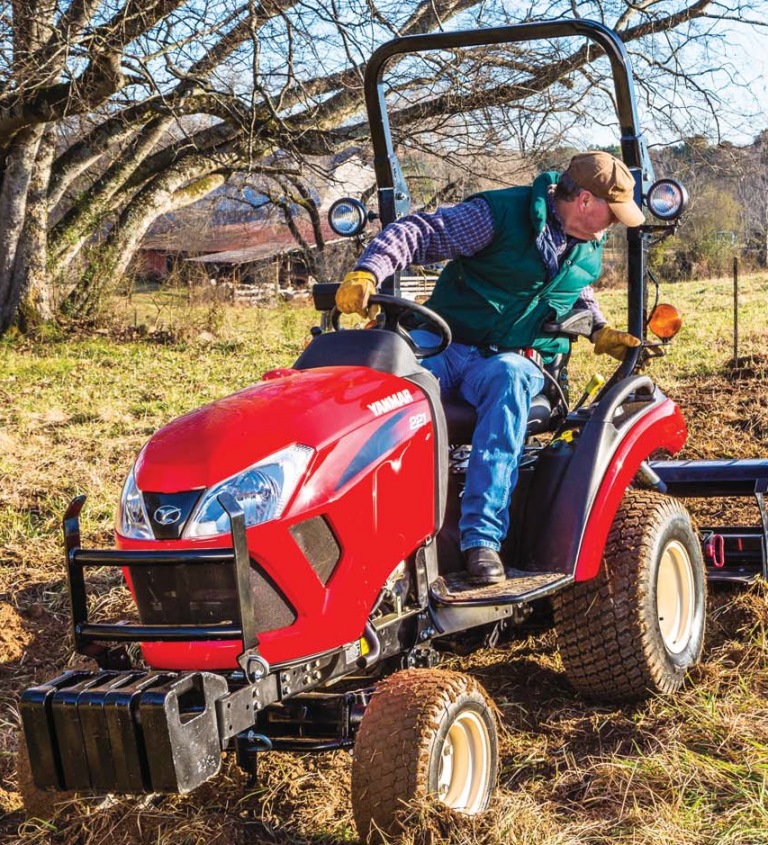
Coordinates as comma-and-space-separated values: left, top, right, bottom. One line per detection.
442, 391, 554, 444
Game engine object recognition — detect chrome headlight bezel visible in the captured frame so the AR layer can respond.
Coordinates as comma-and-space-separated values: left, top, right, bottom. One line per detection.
328, 197, 368, 237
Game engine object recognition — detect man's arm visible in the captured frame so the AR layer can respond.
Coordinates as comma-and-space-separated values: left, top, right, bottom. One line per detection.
355, 197, 495, 283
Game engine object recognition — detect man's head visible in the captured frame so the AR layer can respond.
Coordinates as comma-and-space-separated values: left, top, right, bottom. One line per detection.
555, 151, 645, 241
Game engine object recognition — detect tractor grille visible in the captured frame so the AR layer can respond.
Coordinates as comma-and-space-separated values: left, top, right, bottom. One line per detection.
130, 557, 296, 635
62, 493, 294, 658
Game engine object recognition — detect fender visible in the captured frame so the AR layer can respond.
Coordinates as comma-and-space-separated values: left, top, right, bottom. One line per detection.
526, 376, 687, 580
573, 391, 687, 580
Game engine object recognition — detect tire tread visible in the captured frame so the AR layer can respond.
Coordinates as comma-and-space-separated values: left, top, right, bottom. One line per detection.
554, 489, 705, 702
351, 668, 494, 841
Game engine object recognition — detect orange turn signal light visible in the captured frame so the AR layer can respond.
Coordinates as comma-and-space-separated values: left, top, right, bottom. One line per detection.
648, 303, 682, 340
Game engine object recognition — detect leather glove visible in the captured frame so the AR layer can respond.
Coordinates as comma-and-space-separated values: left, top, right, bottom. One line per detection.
592, 325, 642, 361
336, 270, 379, 319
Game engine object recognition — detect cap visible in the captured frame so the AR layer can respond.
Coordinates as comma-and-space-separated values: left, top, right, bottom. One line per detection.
565, 152, 645, 227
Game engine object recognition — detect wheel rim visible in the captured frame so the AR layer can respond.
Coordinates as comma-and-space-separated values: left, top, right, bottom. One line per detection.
435, 709, 491, 814
656, 539, 696, 655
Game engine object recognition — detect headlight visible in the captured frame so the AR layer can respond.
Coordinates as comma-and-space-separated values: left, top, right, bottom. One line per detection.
184, 444, 314, 538
117, 466, 153, 540
646, 179, 688, 221
328, 197, 368, 237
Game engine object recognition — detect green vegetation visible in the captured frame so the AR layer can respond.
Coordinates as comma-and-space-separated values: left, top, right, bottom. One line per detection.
648, 135, 768, 281
562, 272, 768, 395
1, 274, 767, 844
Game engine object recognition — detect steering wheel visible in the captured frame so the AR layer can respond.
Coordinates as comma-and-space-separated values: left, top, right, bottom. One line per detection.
331, 293, 452, 360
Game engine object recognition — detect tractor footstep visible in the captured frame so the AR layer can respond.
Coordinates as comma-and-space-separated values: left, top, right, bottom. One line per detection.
431, 569, 571, 605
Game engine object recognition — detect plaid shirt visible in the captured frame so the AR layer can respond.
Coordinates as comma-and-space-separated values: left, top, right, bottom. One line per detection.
356, 195, 606, 330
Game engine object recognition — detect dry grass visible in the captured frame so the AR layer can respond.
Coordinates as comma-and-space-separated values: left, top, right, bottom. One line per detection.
2, 276, 768, 844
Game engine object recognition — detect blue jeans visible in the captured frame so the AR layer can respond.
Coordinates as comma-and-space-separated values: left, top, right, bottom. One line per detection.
413, 331, 546, 552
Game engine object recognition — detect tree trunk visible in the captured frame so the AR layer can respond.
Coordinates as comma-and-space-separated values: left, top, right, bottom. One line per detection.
47, 112, 151, 213
49, 117, 173, 273
16, 126, 57, 329
64, 169, 229, 316
0, 126, 45, 334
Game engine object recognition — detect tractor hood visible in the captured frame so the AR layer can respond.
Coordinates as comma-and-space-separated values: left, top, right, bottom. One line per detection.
133, 366, 421, 492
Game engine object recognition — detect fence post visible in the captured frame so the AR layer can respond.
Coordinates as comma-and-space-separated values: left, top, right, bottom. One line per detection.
733, 255, 739, 366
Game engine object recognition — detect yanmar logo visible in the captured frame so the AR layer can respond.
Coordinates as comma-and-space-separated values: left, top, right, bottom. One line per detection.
367, 388, 414, 417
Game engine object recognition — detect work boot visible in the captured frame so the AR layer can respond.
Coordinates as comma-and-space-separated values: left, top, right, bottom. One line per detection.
464, 547, 505, 586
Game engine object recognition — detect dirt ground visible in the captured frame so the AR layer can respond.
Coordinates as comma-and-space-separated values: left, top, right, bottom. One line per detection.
1, 352, 767, 845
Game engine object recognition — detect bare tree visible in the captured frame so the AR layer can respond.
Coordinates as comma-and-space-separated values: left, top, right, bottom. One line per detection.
734, 131, 768, 266
0, 0, 764, 333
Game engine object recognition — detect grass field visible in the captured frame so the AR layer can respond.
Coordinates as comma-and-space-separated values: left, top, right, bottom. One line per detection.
1, 273, 768, 844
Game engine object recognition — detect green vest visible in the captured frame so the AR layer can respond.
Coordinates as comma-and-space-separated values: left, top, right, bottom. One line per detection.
423, 172, 604, 361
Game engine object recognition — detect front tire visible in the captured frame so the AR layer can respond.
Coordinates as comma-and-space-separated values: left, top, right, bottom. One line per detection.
554, 489, 706, 702
351, 669, 498, 841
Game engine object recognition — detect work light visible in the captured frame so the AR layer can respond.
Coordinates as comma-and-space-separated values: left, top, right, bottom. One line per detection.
646, 179, 688, 221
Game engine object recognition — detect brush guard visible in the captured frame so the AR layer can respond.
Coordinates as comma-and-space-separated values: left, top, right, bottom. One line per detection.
20, 493, 283, 793
62, 494, 258, 667
20, 495, 396, 794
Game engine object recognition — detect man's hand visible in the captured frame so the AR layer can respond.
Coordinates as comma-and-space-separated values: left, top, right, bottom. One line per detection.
592, 325, 641, 361
336, 270, 378, 318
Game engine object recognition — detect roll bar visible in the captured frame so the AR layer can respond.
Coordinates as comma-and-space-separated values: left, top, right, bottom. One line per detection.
362, 19, 654, 339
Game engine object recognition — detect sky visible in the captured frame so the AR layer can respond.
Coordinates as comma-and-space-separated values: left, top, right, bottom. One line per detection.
739, 27, 768, 138
729, 23, 768, 143
585, 19, 768, 149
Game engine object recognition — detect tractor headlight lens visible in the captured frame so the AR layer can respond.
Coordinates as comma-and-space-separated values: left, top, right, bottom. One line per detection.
646, 179, 688, 221
328, 197, 368, 237
184, 444, 314, 538
117, 467, 153, 540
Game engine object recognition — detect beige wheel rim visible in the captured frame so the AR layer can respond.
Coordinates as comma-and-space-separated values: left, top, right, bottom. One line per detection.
435, 709, 491, 814
656, 539, 696, 655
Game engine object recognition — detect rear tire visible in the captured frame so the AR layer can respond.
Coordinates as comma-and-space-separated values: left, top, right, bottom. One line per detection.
554, 489, 706, 702
351, 668, 497, 842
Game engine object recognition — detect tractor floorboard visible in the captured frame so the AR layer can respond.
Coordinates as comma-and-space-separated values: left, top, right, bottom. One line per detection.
430, 569, 572, 606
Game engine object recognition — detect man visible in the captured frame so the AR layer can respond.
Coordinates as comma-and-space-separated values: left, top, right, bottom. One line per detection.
335, 151, 643, 586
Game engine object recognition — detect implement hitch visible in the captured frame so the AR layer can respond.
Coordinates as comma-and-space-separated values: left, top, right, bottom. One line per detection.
651, 459, 768, 582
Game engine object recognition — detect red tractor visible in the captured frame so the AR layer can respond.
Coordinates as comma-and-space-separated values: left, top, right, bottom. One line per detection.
20, 18, 768, 842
